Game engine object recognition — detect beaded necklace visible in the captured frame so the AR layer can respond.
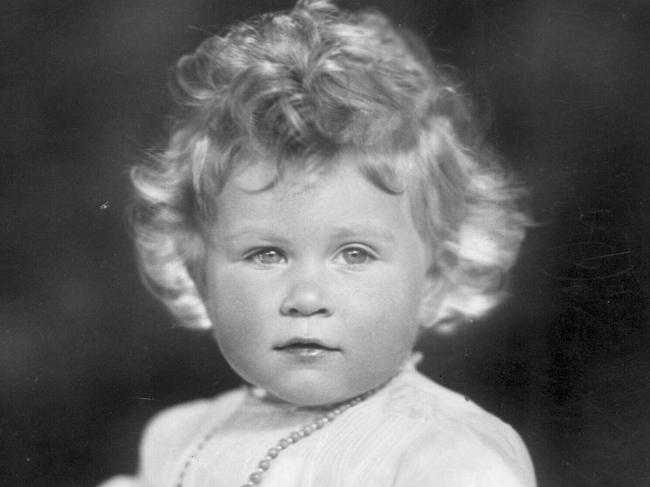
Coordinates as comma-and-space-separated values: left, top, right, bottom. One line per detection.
175, 388, 375, 487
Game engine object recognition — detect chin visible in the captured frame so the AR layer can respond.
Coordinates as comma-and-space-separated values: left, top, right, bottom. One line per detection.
275, 390, 349, 408
268, 380, 370, 408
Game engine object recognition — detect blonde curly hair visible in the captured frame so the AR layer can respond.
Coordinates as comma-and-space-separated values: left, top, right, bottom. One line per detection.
130, 0, 530, 330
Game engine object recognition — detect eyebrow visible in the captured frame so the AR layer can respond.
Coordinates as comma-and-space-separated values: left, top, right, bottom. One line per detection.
217, 228, 286, 244
328, 225, 396, 244
220, 225, 396, 245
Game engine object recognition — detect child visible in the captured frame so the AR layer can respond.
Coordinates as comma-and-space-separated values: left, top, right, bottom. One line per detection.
101, 0, 535, 485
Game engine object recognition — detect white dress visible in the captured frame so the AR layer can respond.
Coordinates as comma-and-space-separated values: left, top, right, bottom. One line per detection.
99, 362, 536, 487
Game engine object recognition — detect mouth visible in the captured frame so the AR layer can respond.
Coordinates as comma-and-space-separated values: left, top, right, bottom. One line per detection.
274, 338, 340, 358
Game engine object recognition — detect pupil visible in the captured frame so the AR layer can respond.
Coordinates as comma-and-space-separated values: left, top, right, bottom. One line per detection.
257, 250, 280, 263
346, 249, 365, 263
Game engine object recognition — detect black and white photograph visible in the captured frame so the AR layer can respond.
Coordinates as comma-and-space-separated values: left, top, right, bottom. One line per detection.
2, 1, 649, 486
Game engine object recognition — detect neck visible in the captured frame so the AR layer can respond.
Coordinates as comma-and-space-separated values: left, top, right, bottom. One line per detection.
247, 353, 421, 409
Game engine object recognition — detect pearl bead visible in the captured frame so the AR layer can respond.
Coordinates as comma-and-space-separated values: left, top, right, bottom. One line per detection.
177, 388, 375, 487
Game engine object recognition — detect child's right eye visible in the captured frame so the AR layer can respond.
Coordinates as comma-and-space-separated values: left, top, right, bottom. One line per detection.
245, 248, 286, 265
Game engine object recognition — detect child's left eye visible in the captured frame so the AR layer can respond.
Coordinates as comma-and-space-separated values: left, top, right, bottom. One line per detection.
336, 247, 375, 265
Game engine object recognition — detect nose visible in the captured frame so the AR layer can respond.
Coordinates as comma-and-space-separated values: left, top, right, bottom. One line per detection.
280, 265, 332, 317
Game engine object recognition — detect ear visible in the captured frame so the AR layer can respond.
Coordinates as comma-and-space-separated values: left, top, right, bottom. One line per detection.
417, 276, 445, 329
417, 277, 468, 335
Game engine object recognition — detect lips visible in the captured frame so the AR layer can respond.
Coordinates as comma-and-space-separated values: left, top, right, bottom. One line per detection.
274, 338, 340, 357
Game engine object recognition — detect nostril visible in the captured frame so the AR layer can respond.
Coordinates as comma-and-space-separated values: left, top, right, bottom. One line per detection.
312, 307, 331, 316
284, 306, 331, 317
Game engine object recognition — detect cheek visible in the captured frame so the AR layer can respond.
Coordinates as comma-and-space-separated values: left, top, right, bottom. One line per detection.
208, 275, 269, 362
367, 267, 425, 314
206, 269, 270, 329
377, 272, 427, 343
349, 273, 423, 339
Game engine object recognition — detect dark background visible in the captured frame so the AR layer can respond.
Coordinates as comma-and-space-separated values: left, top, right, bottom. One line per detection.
2, 1, 649, 486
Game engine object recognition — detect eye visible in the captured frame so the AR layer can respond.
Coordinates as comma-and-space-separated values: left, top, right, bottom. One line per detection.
246, 248, 286, 265
336, 246, 375, 265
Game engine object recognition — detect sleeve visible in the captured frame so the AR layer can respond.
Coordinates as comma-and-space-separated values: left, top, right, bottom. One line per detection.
393, 423, 536, 487
95, 399, 211, 487
96, 475, 152, 487
137, 399, 212, 486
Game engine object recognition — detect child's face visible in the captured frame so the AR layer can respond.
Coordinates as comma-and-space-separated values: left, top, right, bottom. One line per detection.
204, 160, 436, 406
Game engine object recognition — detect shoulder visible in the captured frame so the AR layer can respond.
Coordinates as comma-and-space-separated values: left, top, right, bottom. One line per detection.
385, 370, 536, 486
384, 369, 508, 433
393, 424, 536, 487
138, 388, 245, 481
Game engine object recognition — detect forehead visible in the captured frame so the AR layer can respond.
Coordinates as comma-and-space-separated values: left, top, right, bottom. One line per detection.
212, 159, 417, 236
225, 157, 324, 193
218, 148, 415, 198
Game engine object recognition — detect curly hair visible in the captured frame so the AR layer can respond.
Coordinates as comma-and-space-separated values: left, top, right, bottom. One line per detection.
130, 0, 530, 330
